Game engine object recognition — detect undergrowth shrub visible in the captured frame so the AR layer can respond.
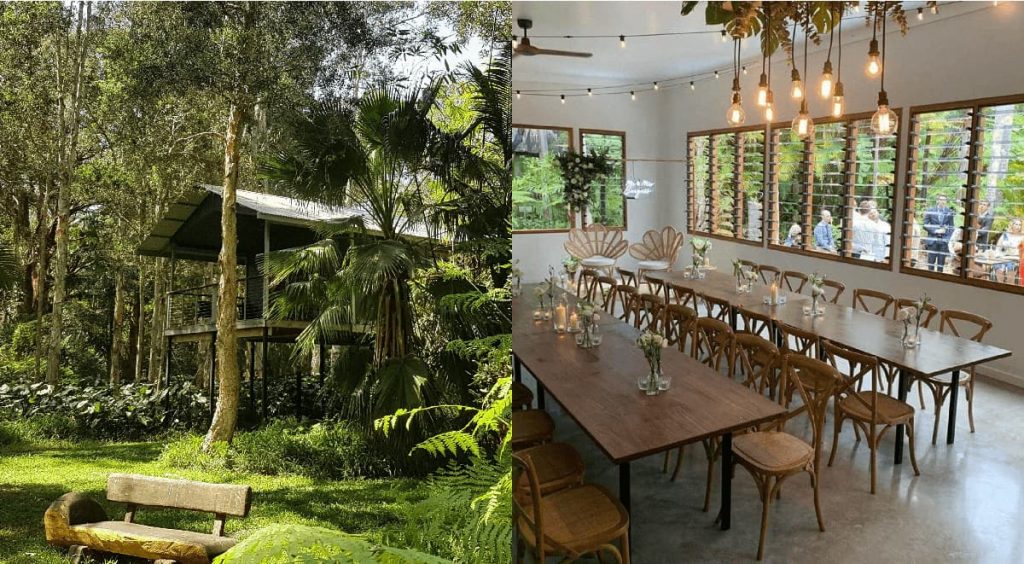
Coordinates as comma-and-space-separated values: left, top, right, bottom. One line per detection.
212, 524, 447, 563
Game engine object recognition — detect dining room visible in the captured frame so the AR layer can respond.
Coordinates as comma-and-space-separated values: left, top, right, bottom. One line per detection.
511, 1, 1024, 562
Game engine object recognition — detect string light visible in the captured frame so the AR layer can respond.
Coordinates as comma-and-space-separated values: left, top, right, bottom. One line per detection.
820, 7, 836, 98
653, 81, 659, 90
720, 30, 728, 42
763, 5, 774, 121
832, 10, 845, 118
742, 65, 748, 75
792, 12, 814, 139
765, 90, 775, 121
715, 70, 720, 79
690, 81, 695, 91
516, 90, 521, 99
931, 4, 938, 14
917, 7, 924, 20
630, 90, 635, 101
587, 88, 592, 96
619, 34, 626, 48
560, 94, 565, 104
512, 35, 519, 49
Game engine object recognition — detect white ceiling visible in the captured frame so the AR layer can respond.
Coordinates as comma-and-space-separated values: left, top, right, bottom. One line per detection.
512, 1, 989, 87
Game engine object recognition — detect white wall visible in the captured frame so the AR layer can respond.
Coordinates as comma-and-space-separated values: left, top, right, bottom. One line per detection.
513, 6, 1024, 386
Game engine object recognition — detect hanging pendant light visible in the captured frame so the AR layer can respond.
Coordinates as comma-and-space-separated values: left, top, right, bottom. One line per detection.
792, 99, 815, 139
726, 37, 745, 126
871, 5, 898, 135
789, 19, 803, 100
866, 9, 882, 77
832, 8, 845, 117
762, 6, 774, 121
756, 71, 769, 106
765, 90, 776, 122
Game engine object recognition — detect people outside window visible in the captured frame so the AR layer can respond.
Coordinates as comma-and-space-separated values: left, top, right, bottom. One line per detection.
976, 200, 995, 251
865, 206, 891, 262
851, 199, 877, 259
992, 217, 1024, 284
907, 211, 923, 267
813, 209, 837, 253
784, 224, 802, 247
923, 194, 955, 272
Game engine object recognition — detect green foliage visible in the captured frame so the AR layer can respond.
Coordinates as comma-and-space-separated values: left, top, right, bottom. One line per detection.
0, 381, 209, 440
512, 151, 570, 230
213, 524, 449, 564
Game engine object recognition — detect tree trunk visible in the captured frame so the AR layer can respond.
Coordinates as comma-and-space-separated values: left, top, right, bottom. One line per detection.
126, 296, 139, 381
46, 2, 90, 386
109, 269, 126, 385
134, 262, 146, 381
34, 178, 52, 381
203, 103, 246, 450
148, 257, 166, 386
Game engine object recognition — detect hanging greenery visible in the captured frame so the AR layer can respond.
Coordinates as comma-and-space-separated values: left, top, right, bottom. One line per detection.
680, 1, 930, 58
554, 150, 615, 214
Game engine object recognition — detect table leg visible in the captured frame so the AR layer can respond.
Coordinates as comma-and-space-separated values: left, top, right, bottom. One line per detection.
513, 355, 522, 383
729, 307, 737, 332
619, 461, 632, 559
720, 432, 733, 531
894, 369, 908, 464
947, 370, 960, 445
537, 382, 546, 411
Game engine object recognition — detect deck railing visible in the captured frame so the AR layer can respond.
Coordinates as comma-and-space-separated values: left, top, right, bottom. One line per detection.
166, 276, 278, 330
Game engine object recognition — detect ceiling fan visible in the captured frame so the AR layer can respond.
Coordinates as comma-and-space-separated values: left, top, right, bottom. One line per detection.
514, 19, 593, 59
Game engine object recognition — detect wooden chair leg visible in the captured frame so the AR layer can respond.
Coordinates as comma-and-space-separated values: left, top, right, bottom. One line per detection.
810, 470, 826, 532
907, 419, 921, 477
68, 546, 87, 564
930, 384, 948, 445
621, 531, 631, 564
703, 451, 715, 512
917, 380, 927, 410
828, 412, 841, 467
966, 380, 976, 433
869, 428, 877, 495
671, 446, 685, 481
756, 485, 773, 561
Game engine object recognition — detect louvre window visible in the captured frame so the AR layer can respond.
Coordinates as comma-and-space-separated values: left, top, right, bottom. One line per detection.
687, 128, 765, 244
580, 130, 626, 228
512, 125, 573, 231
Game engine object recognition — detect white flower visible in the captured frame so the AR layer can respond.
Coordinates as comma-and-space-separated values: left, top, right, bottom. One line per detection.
811, 285, 824, 298
896, 306, 915, 322
533, 286, 546, 298
592, 313, 601, 322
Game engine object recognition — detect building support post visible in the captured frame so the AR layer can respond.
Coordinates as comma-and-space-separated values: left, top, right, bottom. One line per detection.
261, 327, 269, 421
208, 333, 217, 417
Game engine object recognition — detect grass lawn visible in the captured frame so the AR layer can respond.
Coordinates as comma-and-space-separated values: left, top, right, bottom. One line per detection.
0, 440, 429, 563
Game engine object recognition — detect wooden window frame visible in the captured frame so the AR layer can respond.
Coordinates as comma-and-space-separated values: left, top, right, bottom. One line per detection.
579, 128, 628, 231
512, 123, 576, 234
900, 93, 1024, 296
766, 110, 901, 271
686, 124, 766, 247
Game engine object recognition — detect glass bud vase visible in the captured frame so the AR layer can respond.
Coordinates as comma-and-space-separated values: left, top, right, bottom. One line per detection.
575, 322, 601, 348
638, 362, 661, 395
902, 323, 918, 348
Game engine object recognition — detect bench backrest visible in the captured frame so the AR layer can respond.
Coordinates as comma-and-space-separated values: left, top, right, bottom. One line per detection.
107, 473, 251, 535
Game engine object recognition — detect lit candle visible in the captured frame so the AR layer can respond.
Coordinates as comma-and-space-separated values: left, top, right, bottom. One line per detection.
770, 282, 779, 305
569, 312, 579, 331
555, 303, 567, 332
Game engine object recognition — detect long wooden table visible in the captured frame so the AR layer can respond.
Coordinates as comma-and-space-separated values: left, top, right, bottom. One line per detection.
512, 286, 786, 535
646, 269, 1013, 461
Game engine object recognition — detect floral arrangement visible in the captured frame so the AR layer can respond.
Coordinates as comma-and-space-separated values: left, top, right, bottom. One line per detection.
637, 330, 668, 394
533, 283, 548, 308
562, 255, 580, 275
554, 150, 614, 213
576, 300, 601, 348
691, 237, 712, 270
732, 259, 744, 278
511, 258, 522, 280
744, 269, 759, 283
808, 272, 826, 315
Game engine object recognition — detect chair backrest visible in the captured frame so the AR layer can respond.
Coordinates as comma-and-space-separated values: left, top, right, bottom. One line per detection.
852, 288, 895, 316
821, 340, 880, 425
668, 282, 697, 308
759, 265, 781, 285
666, 304, 698, 354
643, 273, 666, 298
738, 260, 760, 276
564, 224, 628, 261
577, 268, 599, 300
939, 309, 993, 342
775, 319, 818, 358
734, 333, 781, 399
629, 226, 684, 266
616, 267, 637, 288
781, 271, 808, 293
894, 298, 940, 329
701, 294, 732, 323
781, 354, 843, 463
821, 279, 846, 304
596, 275, 618, 311
612, 284, 639, 323
737, 306, 772, 339
693, 317, 734, 374
635, 293, 664, 332
512, 453, 551, 561
107, 473, 251, 536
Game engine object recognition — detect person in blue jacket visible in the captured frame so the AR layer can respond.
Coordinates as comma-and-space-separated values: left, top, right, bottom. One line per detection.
922, 194, 956, 272
813, 209, 837, 253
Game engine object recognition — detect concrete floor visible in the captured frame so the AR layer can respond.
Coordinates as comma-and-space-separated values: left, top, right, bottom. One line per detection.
517, 371, 1024, 563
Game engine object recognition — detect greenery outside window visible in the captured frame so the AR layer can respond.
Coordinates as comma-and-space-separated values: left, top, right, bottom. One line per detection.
768, 112, 898, 266
903, 96, 1024, 294
580, 129, 626, 229
686, 126, 765, 245
512, 125, 573, 232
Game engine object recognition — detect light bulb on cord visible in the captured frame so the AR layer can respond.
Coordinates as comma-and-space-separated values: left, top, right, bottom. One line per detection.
931, 4, 938, 14
791, 99, 815, 140
630, 90, 635, 101
619, 35, 626, 48
820, 60, 834, 98
866, 38, 882, 77
756, 72, 769, 106
790, 67, 804, 100
516, 90, 521, 100
917, 7, 924, 20
560, 95, 565, 104
764, 90, 775, 122
715, 70, 720, 79
587, 88, 592, 96
512, 35, 518, 49
726, 78, 745, 126
831, 82, 845, 118
721, 30, 728, 42
690, 81, 695, 91
653, 82, 659, 90
871, 91, 898, 135
742, 66, 748, 75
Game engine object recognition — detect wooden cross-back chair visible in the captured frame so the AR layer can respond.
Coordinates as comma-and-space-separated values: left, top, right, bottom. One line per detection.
693, 317, 735, 376
564, 224, 629, 276
664, 304, 698, 354
758, 264, 781, 286
514, 442, 586, 497
892, 298, 939, 328
643, 273, 666, 300
730, 354, 837, 560
609, 284, 639, 324
781, 271, 808, 294
735, 333, 782, 400
701, 294, 732, 324
616, 267, 637, 288
737, 306, 773, 340
917, 310, 993, 444
821, 279, 846, 304
595, 275, 618, 311
668, 282, 697, 309
629, 226, 683, 279
852, 288, 895, 317
512, 381, 534, 411
774, 320, 818, 360
511, 409, 555, 450
513, 453, 631, 564
635, 293, 665, 333
822, 340, 920, 495
577, 269, 600, 301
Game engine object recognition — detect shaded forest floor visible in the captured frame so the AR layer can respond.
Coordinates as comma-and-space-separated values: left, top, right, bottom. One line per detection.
0, 440, 429, 563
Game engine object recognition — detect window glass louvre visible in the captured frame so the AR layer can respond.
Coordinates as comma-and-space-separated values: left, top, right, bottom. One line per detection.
739, 130, 766, 242
810, 122, 846, 255
688, 134, 711, 233
711, 133, 737, 236
512, 126, 573, 231
850, 118, 898, 262
581, 130, 626, 228
687, 129, 766, 244
769, 126, 806, 248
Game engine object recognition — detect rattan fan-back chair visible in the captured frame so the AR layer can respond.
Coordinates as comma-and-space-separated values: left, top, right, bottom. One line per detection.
564, 224, 628, 277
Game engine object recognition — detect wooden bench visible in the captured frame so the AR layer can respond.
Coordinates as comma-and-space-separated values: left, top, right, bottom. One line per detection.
44, 473, 252, 564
